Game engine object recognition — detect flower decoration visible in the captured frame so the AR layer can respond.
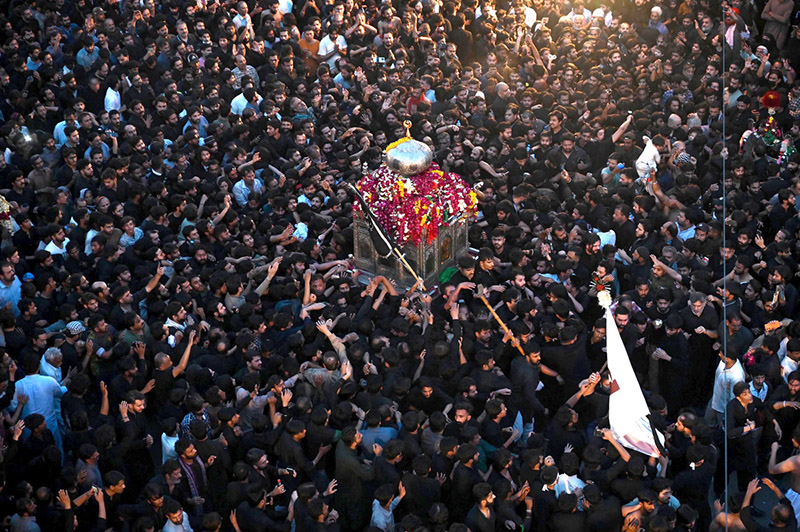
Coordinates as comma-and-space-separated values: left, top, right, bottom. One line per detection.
761, 90, 781, 110
384, 120, 415, 153
385, 136, 412, 153
597, 289, 612, 309
355, 162, 477, 247
0, 195, 12, 235
763, 113, 782, 146
589, 272, 606, 293
779, 138, 797, 164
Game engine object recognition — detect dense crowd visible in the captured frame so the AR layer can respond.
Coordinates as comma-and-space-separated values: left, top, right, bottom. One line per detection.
0, 0, 800, 530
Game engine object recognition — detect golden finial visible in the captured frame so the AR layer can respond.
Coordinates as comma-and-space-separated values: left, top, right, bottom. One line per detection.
403, 120, 412, 138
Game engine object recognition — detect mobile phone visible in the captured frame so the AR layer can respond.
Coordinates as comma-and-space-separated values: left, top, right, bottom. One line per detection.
593, 426, 604, 437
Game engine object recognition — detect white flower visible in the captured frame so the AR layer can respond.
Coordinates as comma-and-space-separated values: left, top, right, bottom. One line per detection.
597, 290, 612, 309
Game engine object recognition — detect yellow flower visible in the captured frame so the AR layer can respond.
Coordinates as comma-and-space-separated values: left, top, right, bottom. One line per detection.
385, 137, 411, 153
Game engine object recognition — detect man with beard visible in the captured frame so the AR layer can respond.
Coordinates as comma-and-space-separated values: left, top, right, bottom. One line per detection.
548, 133, 592, 175
678, 292, 720, 408
172, 438, 217, 518
651, 314, 690, 415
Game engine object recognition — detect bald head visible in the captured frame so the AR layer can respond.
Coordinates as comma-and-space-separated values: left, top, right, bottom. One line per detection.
496, 82, 510, 98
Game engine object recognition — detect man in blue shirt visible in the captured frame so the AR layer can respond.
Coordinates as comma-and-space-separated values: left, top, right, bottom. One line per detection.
76, 35, 99, 68
0, 262, 22, 316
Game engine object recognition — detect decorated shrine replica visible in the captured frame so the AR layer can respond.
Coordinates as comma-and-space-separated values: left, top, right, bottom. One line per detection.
740, 90, 796, 163
352, 123, 477, 288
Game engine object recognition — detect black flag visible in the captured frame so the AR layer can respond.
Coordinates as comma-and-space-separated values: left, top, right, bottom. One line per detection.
347, 183, 397, 258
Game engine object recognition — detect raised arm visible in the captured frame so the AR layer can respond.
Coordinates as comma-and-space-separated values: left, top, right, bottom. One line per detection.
99, 381, 109, 416
302, 270, 313, 305
769, 441, 799, 474
254, 258, 282, 296
650, 255, 683, 283
599, 427, 632, 462
172, 330, 196, 378
612, 115, 634, 143
316, 319, 347, 363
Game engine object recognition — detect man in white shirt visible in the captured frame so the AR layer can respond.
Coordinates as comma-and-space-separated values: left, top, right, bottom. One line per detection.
782, 339, 800, 382
163, 499, 194, 532
104, 76, 121, 112
43, 225, 69, 257
509, 0, 537, 27
706, 349, 746, 427
749, 368, 769, 402
231, 87, 262, 116
232, 1, 254, 40
318, 25, 347, 71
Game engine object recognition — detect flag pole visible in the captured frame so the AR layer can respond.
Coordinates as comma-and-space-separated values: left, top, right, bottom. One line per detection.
347, 182, 426, 292
478, 293, 525, 356
393, 248, 426, 291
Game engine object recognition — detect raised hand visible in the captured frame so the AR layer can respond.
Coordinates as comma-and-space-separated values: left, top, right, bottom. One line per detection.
12, 420, 24, 440
745, 478, 761, 497
142, 379, 155, 394
281, 388, 293, 406
133, 341, 146, 357
56, 489, 71, 509
324, 479, 338, 496
316, 319, 331, 335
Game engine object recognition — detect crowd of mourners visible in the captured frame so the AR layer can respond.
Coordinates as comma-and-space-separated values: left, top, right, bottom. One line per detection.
1, 0, 800, 530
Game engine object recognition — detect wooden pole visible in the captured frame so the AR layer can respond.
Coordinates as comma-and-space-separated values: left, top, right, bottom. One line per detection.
478, 294, 525, 356
392, 248, 426, 292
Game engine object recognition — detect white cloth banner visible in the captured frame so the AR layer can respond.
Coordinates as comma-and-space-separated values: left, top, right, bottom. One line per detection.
605, 307, 665, 457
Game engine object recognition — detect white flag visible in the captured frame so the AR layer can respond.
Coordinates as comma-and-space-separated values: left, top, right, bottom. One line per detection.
605, 307, 665, 457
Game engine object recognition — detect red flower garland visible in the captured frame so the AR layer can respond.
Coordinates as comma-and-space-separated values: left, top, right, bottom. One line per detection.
355, 163, 477, 247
